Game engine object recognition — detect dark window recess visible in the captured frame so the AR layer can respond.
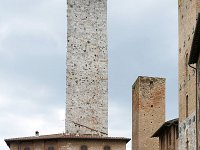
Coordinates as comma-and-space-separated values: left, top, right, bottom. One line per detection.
186, 95, 189, 118
104, 146, 111, 150
183, 123, 186, 130
81, 145, 88, 150
176, 126, 179, 139
168, 130, 171, 145
199, 65, 200, 122
24, 147, 30, 150
48, 146, 54, 150
199, 99, 200, 122
186, 140, 189, 150
189, 119, 191, 125
150, 81, 154, 88
186, 53, 189, 78
193, 116, 196, 122
198, 65, 200, 82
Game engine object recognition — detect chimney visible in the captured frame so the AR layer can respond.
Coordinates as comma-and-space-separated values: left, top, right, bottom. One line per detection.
35, 131, 39, 137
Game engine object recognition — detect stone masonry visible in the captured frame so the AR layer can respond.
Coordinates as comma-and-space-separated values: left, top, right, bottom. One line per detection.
5, 134, 130, 150
178, 0, 200, 149
132, 76, 165, 150
66, 0, 108, 136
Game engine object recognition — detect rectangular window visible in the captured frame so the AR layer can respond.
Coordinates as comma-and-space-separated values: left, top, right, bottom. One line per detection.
186, 140, 189, 150
186, 53, 188, 78
198, 67, 200, 122
168, 130, 171, 146
199, 98, 200, 122
176, 126, 179, 139
186, 95, 189, 118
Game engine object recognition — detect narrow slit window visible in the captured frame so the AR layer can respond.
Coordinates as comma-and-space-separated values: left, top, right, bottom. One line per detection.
104, 146, 111, 150
80, 145, 87, 150
186, 95, 189, 118
48, 146, 54, 150
186, 53, 189, 78
168, 130, 171, 145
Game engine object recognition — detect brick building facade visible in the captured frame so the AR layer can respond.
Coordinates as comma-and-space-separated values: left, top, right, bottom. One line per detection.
178, 0, 200, 149
132, 76, 165, 150
189, 13, 200, 150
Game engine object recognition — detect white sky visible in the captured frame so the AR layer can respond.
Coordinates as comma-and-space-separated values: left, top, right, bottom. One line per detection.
0, 0, 178, 150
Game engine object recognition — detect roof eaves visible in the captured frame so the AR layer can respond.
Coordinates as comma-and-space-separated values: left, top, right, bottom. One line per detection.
5, 134, 131, 147
151, 118, 178, 138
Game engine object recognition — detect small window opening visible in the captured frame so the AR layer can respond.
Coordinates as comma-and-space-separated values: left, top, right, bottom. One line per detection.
81, 145, 88, 150
48, 146, 54, 150
168, 130, 171, 145
186, 53, 189, 78
186, 95, 189, 118
104, 146, 111, 150
199, 98, 200, 122
176, 126, 179, 139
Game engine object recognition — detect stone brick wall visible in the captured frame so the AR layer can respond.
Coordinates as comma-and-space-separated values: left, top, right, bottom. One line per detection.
132, 76, 165, 150
9, 139, 127, 150
178, 0, 199, 149
66, 0, 108, 136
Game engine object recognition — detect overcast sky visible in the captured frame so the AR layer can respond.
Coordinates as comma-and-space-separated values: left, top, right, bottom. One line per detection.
0, 0, 178, 149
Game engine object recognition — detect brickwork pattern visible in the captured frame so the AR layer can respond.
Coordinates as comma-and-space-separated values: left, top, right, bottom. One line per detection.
66, 0, 108, 136
132, 76, 165, 150
178, 0, 198, 149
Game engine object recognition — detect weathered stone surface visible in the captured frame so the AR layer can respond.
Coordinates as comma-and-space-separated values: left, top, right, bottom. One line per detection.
179, 112, 196, 150
132, 76, 165, 150
66, 0, 108, 136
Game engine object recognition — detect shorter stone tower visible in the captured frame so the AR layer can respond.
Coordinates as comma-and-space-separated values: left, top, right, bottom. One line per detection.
132, 76, 165, 150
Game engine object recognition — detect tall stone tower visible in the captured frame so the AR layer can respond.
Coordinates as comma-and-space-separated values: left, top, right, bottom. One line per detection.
132, 76, 165, 150
178, 0, 199, 149
66, 0, 108, 136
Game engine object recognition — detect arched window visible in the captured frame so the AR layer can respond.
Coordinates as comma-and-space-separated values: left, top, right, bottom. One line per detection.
48, 146, 54, 150
24, 147, 30, 150
80, 145, 87, 150
104, 146, 111, 150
